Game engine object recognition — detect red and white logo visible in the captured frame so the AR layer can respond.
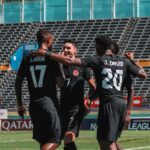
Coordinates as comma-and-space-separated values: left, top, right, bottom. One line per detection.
73, 69, 79, 76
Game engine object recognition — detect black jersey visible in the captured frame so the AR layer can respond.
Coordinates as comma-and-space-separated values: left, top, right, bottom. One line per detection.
81, 55, 139, 100
17, 54, 62, 102
61, 65, 92, 107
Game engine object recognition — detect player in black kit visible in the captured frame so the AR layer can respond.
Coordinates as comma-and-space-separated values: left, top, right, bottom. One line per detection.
33, 35, 147, 150
59, 39, 96, 150
15, 29, 64, 150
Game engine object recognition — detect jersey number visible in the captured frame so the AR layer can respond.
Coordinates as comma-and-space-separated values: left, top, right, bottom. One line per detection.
30, 65, 46, 88
102, 68, 123, 91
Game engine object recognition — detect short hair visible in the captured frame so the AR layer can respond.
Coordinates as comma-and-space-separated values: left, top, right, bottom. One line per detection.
111, 41, 119, 55
63, 39, 77, 48
37, 29, 53, 45
95, 35, 112, 53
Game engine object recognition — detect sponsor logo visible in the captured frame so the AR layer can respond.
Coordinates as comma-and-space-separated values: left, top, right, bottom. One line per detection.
128, 118, 150, 130
0, 119, 33, 131
80, 118, 150, 130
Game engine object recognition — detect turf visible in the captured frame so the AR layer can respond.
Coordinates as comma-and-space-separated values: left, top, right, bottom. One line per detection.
0, 130, 150, 150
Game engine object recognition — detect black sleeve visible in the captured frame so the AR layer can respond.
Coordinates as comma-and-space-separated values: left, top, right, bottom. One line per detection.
125, 59, 140, 76
81, 56, 101, 68
83, 68, 93, 81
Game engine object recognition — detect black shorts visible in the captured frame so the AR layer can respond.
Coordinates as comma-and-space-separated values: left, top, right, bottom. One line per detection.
97, 98, 127, 142
29, 96, 61, 144
61, 105, 85, 138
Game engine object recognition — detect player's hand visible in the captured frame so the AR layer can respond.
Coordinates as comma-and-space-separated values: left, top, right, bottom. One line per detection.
124, 52, 134, 61
124, 112, 131, 129
84, 98, 91, 112
18, 105, 26, 119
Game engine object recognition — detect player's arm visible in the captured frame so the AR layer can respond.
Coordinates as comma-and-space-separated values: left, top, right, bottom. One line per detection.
87, 77, 96, 91
125, 52, 147, 79
126, 84, 134, 113
15, 59, 26, 119
33, 49, 82, 66
86, 77, 97, 100
84, 68, 97, 111
125, 78, 134, 122
123, 76, 134, 129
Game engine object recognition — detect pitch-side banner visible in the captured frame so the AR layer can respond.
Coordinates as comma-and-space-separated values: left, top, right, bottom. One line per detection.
89, 96, 142, 109
0, 117, 149, 131
0, 119, 33, 131
80, 118, 150, 130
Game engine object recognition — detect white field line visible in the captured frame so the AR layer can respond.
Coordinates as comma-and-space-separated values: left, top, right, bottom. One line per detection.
125, 146, 150, 150
0, 139, 33, 143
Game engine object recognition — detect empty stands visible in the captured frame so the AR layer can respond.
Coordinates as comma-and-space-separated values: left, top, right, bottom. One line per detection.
0, 17, 150, 111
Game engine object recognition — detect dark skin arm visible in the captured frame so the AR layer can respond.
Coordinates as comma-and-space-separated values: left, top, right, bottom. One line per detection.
33, 49, 82, 66
124, 52, 147, 79
84, 77, 97, 110
15, 73, 26, 119
125, 83, 134, 126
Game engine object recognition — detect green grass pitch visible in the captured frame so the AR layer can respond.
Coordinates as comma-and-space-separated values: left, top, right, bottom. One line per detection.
0, 130, 150, 150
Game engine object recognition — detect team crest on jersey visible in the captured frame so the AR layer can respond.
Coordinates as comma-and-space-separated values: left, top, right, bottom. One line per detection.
73, 69, 79, 76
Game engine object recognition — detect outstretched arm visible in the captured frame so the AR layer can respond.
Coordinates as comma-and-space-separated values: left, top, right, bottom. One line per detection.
34, 49, 82, 66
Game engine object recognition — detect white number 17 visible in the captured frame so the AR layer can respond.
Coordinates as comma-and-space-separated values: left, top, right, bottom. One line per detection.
30, 65, 46, 88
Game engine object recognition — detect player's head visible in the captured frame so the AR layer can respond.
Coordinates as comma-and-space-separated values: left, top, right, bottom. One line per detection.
37, 29, 53, 50
111, 41, 119, 55
95, 35, 112, 56
62, 39, 77, 58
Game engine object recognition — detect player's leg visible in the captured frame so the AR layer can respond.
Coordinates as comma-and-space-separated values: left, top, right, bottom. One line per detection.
115, 142, 123, 150
64, 131, 77, 150
115, 100, 127, 150
63, 107, 79, 150
40, 143, 59, 150
98, 99, 126, 150
98, 139, 117, 150
29, 97, 61, 150
97, 100, 120, 150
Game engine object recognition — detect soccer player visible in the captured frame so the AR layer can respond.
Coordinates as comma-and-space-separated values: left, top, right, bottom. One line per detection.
111, 41, 134, 149
33, 35, 147, 150
15, 29, 64, 150
59, 39, 96, 150
112, 41, 134, 123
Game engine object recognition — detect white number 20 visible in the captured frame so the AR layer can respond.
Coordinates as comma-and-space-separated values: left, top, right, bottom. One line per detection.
30, 65, 46, 88
102, 68, 123, 91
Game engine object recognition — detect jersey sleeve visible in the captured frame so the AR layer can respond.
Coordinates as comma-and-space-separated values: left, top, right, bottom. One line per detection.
80, 56, 100, 68
125, 59, 140, 76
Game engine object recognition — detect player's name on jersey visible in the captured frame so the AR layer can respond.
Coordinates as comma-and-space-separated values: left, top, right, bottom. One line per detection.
30, 57, 45, 62
104, 60, 124, 67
